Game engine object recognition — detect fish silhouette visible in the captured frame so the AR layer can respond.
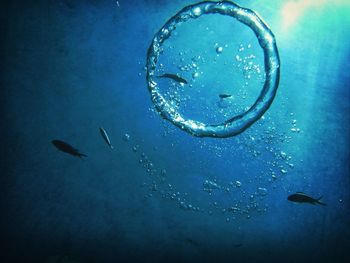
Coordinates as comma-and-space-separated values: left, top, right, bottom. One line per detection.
157, 73, 188, 84
99, 127, 113, 149
219, 94, 232, 99
288, 192, 326, 206
52, 140, 87, 158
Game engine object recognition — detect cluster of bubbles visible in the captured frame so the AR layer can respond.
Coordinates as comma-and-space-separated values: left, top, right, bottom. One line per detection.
203, 178, 270, 220
290, 114, 301, 133
123, 93, 303, 221
123, 133, 202, 212
139, 79, 305, 220
235, 43, 262, 80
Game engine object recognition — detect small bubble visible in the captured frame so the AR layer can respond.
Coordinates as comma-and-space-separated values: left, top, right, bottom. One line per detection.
193, 7, 201, 16
216, 46, 223, 54
160, 169, 167, 176
291, 127, 301, 133
192, 72, 199, 79
132, 145, 138, 152
280, 151, 287, 159
257, 187, 268, 196
192, 55, 201, 62
123, 133, 130, 141
152, 184, 157, 191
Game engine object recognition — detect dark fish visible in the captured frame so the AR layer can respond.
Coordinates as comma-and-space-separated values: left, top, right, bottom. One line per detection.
99, 127, 113, 149
287, 192, 326, 206
219, 94, 232, 99
157, 73, 188, 84
52, 140, 87, 158
234, 244, 243, 248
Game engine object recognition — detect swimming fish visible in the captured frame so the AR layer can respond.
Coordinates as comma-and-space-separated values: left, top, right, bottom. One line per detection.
99, 127, 113, 149
219, 94, 232, 99
52, 140, 87, 158
157, 73, 188, 84
287, 192, 326, 206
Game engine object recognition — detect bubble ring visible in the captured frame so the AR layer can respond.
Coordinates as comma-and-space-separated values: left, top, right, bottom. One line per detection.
146, 1, 280, 138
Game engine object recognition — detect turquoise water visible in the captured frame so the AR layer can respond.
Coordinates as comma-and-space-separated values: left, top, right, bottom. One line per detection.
1, 0, 349, 262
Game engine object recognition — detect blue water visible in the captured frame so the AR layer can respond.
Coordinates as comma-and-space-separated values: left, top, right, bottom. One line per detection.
1, 0, 349, 262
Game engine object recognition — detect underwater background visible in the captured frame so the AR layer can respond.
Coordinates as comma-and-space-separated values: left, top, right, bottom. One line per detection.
1, 0, 349, 262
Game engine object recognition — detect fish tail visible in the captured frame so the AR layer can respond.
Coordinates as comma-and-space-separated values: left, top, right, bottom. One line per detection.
78, 153, 88, 158
317, 201, 327, 206
317, 196, 326, 206
110, 145, 114, 149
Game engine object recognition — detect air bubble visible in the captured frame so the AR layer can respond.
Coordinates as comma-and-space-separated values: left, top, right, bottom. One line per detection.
216, 46, 223, 54
192, 72, 199, 79
257, 187, 268, 196
160, 169, 167, 176
235, 181, 242, 187
132, 145, 138, 152
123, 133, 130, 141
291, 127, 301, 133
